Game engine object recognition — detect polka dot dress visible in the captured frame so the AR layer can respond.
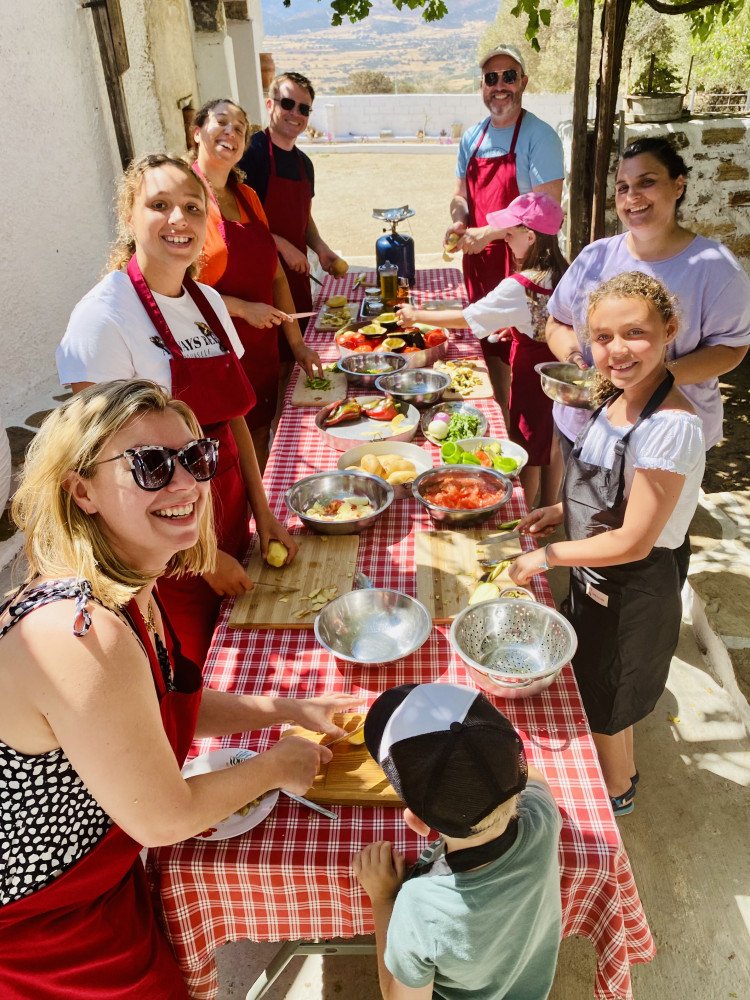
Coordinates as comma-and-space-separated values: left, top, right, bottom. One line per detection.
1, 743, 112, 904
0, 580, 117, 905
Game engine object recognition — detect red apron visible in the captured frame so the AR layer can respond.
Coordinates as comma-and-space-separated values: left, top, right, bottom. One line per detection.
127, 255, 256, 667
261, 129, 314, 359
464, 111, 525, 364
507, 273, 556, 466
193, 162, 281, 429
0, 596, 202, 999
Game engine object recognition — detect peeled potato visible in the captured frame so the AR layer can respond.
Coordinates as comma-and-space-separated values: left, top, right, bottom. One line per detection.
361, 454, 385, 477
379, 456, 414, 475
326, 294, 348, 308
345, 464, 360, 471
386, 470, 417, 485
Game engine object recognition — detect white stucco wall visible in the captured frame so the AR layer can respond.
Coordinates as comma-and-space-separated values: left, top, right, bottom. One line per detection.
0, 3, 122, 421
303, 94, 576, 141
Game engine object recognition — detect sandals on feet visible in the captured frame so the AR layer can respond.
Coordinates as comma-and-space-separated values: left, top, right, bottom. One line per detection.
610, 781, 637, 817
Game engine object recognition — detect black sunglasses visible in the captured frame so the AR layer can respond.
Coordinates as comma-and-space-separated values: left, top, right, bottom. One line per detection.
483, 69, 519, 87
95, 438, 220, 491
273, 96, 312, 117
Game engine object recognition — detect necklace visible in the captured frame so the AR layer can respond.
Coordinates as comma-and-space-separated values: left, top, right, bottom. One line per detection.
144, 600, 157, 632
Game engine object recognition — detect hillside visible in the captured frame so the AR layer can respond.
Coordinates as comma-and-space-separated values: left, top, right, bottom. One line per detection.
260, 0, 497, 92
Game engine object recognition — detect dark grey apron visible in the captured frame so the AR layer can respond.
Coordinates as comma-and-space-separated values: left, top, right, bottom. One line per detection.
563, 373, 681, 735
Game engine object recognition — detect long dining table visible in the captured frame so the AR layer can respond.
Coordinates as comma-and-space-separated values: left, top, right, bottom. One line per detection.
148, 268, 655, 1000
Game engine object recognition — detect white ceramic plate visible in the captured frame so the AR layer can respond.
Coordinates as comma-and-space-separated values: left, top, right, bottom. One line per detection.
315, 396, 420, 451
454, 437, 529, 478
181, 748, 279, 841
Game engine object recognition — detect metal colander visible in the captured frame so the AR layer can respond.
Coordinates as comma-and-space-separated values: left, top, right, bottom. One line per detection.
449, 599, 577, 698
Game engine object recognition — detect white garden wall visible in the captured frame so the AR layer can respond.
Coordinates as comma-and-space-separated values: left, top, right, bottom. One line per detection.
302, 94, 576, 142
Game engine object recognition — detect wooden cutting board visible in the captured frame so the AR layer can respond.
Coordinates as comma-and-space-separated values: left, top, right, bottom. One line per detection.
290, 367, 348, 408
438, 358, 494, 401
281, 713, 403, 806
415, 529, 523, 623
314, 300, 360, 332
228, 535, 359, 629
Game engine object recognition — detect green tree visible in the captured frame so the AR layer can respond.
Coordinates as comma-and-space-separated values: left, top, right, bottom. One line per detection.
689, 1, 750, 89
282, 0, 449, 27
336, 70, 395, 93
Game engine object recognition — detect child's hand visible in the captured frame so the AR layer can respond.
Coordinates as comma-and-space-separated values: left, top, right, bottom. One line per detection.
517, 504, 563, 538
352, 841, 406, 903
509, 548, 549, 586
396, 304, 418, 327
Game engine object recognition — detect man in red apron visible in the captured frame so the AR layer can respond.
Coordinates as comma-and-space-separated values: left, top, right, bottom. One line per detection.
445, 44, 563, 417
239, 72, 343, 367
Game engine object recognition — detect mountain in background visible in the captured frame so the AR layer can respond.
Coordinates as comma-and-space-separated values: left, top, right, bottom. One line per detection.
260, 0, 497, 92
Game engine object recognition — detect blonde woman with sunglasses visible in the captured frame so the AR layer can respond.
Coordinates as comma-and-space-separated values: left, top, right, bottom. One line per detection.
0, 380, 354, 999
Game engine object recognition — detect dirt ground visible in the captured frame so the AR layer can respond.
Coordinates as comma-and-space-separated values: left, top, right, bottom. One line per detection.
310, 149, 750, 490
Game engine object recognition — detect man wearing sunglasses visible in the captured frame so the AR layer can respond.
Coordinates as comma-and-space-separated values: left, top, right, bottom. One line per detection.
446, 44, 563, 412
239, 72, 343, 314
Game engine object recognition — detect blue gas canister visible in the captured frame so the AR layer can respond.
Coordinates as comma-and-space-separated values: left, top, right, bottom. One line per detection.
373, 206, 416, 286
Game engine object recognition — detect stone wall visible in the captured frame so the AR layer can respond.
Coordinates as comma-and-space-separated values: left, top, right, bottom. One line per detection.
559, 115, 750, 276
611, 118, 750, 273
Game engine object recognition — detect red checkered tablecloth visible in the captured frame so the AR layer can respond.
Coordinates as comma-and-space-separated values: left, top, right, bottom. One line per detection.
149, 270, 654, 1000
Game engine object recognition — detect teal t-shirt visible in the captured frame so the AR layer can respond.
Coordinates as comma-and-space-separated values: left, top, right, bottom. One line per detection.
384, 782, 562, 1000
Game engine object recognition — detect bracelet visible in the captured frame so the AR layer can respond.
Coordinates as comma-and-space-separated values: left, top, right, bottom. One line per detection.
539, 545, 551, 571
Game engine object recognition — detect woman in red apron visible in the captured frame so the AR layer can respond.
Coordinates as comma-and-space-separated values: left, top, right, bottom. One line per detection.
0, 380, 348, 997
57, 154, 297, 668
191, 99, 322, 469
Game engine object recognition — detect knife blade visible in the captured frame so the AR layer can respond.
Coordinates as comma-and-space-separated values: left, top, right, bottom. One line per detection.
324, 723, 365, 748
309, 273, 325, 287
287, 311, 317, 320
280, 790, 339, 820
251, 580, 300, 593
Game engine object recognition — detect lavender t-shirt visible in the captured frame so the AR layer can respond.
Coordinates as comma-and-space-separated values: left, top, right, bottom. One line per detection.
547, 233, 750, 449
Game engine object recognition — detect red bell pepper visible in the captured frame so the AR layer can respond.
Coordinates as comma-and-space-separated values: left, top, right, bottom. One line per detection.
361, 395, 402, 421
323, 398, 363, 426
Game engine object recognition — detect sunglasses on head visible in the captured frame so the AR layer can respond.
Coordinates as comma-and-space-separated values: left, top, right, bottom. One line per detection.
95, 438, 220, 491
273, 96, 312, 117
483, 69, 518, 87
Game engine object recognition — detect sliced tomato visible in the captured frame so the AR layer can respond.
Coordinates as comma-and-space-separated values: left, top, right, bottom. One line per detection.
401, 345, 421, 353
353, 344, 373, 352
475, 450, 492, 467
424, 328, 447, 347
338, 331, 365, 348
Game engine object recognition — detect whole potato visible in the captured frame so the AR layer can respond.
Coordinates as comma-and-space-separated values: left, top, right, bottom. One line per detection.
360, 454, 385, 477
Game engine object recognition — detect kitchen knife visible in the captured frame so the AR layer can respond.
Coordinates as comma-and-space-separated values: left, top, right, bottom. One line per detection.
250, 580, 301, 593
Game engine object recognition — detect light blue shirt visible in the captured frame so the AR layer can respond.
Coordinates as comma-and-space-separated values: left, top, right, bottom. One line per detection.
385, 782, 562, 1000
456, 112, 564, 194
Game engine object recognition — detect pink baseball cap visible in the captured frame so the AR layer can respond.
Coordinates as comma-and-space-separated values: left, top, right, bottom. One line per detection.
486, 192, 564, 235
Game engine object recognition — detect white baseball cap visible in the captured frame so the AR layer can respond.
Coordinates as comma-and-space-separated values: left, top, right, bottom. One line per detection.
479, 44, 526, 76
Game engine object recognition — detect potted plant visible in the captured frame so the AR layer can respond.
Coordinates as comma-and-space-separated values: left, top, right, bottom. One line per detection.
625, 55, 685, 123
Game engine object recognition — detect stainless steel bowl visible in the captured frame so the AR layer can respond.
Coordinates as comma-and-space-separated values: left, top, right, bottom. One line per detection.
411, 464, 513, 526
338, 352, 407, 388
314, 588, 432, 664
535, 362, 596, 410
374, 368, 451, 408
449, 598, 578, 699
420, 401, 488, 443
284, 471, 394, 535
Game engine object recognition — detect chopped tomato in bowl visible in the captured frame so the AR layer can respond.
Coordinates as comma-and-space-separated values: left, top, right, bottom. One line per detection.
412, 465, 513, 525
